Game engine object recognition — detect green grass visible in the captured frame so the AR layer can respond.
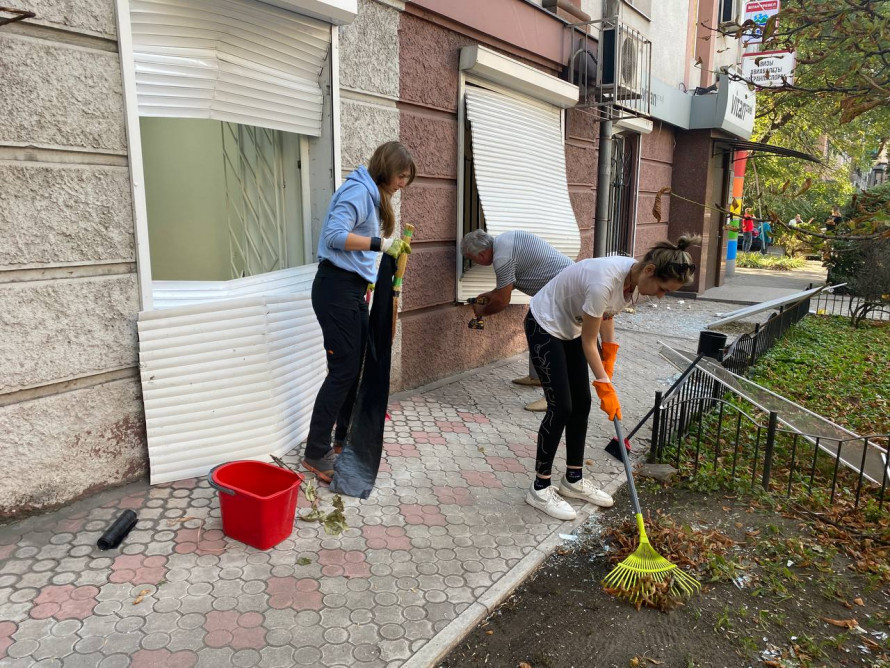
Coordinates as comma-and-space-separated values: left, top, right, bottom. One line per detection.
747, 315, 890, 434
736, 252, 806, 270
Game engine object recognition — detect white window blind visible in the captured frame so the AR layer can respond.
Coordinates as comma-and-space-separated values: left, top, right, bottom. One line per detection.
131, 0, 331, 136
138, 268, 325, 484
460, 84, 580, 298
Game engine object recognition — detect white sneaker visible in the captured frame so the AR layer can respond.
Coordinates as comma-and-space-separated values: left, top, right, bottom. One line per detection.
525, 483, 577, 520
558, 476, 614, 508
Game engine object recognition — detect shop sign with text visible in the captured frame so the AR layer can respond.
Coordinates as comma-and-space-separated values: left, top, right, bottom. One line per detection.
741, 50, 795, 87
743, 0, 780, 45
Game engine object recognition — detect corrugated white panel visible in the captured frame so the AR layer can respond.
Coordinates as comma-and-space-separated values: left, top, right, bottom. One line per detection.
152, 265, 318, 310
138, 289, 325, 484
131, 0, 331, 136
464, 84, 581, 257
457, 265, 531, 304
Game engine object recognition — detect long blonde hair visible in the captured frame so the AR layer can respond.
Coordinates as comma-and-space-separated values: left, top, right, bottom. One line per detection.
641, 234, 702, 283
367, 141, 416, 237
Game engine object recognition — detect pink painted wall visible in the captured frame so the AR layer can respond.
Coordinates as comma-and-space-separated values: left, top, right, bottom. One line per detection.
395, 3, 674, 391
635, 124, 676, 257
408, 0, 566, 66
396, 6, 601, 390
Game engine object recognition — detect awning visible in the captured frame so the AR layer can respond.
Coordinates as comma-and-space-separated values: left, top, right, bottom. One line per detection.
714, 138, 822, 164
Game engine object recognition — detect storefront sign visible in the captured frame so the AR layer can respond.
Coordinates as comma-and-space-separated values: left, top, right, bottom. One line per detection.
743, 0, 780, 45
689, 73, 756, 139
645, 77, 692, 129
741, 50, 795, 87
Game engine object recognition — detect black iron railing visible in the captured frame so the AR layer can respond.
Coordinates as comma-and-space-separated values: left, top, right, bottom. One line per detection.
648, 364, 889, 510
720, 296, 811, 375
810, 285, 890, 322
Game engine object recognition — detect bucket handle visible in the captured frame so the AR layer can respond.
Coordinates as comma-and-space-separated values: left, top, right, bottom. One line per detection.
208, 464, 236, 496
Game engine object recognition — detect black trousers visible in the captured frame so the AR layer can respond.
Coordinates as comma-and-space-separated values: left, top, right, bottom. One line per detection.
524, 311, 591, 477
305, 261, 369, 459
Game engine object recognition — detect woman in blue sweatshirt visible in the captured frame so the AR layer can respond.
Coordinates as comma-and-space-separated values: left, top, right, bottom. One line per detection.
303, 141, 416, 482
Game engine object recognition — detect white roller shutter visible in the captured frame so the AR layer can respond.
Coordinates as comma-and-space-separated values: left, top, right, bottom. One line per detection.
138, 267, 325, 484
464, 84, 581, 258
131, 0, 331, 136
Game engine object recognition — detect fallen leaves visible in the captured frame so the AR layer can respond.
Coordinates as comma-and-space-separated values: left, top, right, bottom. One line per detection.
132, 588, 151, 605
820, 617, 859, 629
652, 187, 671, 224
165, 516, 197, 526
298, 478, 348, 536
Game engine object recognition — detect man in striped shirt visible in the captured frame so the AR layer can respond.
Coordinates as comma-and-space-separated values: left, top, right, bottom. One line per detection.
461, 229, 573, 410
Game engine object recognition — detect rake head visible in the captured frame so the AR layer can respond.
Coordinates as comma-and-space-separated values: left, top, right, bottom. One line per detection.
603, 539, 701, 605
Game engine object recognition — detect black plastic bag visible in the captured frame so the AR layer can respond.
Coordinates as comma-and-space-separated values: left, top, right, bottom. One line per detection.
329, 254, 396, 499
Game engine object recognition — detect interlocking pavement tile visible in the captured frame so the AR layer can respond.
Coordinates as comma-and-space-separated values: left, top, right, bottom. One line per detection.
292, 646, 323, 665
259, 645, 295, 667
0, 620, 17, 659
266, 577, 322, 611
196, 647, 234, 668
33, 633, 78, 661
109, 554, 168, 585
316, 550, 370, 578
29, 585, 99, 621
399, 504, 447, 526
202, 611, 265, 650
460, 470, 504, 488
431, 486, 474, 506
320, 640, 355, 667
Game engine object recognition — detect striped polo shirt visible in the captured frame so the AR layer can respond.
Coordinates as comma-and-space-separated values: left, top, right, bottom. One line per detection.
492, 230, 573, 296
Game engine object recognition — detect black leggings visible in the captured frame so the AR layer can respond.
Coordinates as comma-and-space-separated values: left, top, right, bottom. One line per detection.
305, 261, 369, 459
524, 312, 591, 478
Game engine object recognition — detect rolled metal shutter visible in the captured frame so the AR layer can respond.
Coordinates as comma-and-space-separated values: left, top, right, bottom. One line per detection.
138, 273, 325, 484
465, 84, 581, 257
130, 0, 330, 136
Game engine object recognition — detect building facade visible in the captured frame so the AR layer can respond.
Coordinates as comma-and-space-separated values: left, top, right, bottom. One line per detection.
0, 0, 751, 516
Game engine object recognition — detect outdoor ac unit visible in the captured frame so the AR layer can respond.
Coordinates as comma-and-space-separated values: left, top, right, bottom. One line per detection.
598, 26, 644, 101
718, 0, 743, 28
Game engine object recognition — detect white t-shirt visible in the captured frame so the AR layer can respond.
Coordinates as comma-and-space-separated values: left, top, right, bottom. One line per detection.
529, 256, 636, 340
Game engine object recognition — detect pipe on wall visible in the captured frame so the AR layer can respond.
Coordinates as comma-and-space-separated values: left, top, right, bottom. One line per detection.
593, 119, 612, 257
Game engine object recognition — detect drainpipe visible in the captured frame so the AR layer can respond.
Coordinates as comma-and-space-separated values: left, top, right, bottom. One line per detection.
594, 119, 612, 257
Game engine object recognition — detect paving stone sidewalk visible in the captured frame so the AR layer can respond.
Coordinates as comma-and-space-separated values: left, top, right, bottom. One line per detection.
0, 299, 723, 668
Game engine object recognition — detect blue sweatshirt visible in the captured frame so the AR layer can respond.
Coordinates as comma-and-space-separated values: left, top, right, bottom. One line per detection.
317, 166, 381, 283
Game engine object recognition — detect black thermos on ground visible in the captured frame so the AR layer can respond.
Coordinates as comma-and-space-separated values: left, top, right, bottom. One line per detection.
97, 510, 138, 550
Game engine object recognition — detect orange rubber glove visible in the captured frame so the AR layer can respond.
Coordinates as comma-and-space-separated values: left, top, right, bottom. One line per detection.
593, 380, 622, 421
601, 342, 619, 380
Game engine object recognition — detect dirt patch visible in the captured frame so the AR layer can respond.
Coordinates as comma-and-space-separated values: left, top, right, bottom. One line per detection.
442, 482, 890, 668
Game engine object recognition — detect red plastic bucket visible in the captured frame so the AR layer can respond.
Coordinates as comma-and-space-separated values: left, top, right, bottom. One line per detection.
209, 461, 303, 550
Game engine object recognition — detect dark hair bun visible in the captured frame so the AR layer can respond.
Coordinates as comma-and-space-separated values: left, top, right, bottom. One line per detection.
676, 234, 702, 251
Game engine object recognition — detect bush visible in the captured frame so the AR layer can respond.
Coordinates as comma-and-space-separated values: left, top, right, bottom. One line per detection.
736, 253, 806, 271
824, 182, 890, 302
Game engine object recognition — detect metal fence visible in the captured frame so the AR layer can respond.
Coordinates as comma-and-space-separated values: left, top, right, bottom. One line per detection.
810, 285, 890, 322
648, 364, 889, 510
720, 296, 811, 375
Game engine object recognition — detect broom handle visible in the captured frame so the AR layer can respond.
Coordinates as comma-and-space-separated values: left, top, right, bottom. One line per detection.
623, 353, 705, 442
391, 224, 415, 340
614, 417, 643, 517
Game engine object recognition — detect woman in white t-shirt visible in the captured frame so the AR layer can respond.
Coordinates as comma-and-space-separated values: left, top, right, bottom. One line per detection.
523, 235, 701, 520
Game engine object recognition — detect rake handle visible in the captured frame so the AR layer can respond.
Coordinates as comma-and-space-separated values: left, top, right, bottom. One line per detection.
614, 417, 643, 518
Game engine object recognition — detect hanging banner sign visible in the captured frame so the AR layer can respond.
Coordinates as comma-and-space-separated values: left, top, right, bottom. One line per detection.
741, 50, 795, 87
743, 0, 780, 45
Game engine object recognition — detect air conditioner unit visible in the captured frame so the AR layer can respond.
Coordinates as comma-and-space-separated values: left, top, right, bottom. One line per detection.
598, 26, 645, 102
718, 0, 743, 28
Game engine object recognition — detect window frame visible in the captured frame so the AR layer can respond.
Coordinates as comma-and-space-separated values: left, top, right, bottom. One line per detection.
117, 0, 339, 311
